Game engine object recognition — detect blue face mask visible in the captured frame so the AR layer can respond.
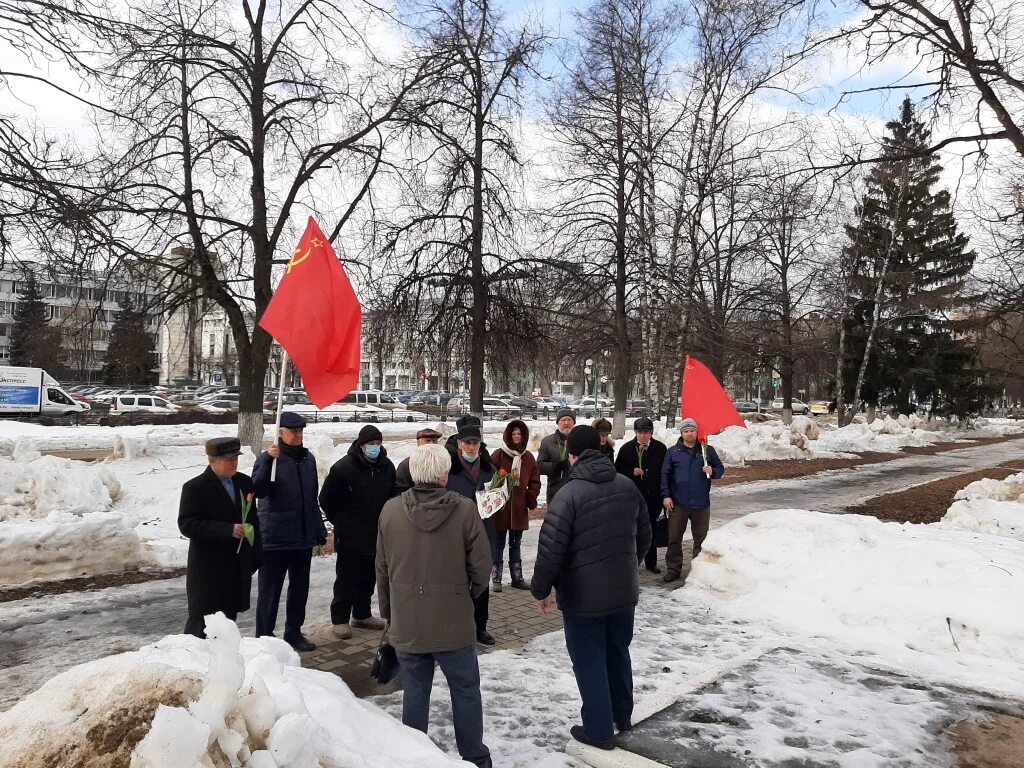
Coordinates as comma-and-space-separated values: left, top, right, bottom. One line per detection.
461, 451, 479, 463
363, 444, 382, 460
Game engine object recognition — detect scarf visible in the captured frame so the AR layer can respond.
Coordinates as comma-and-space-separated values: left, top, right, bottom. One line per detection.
460, 456, 481, 486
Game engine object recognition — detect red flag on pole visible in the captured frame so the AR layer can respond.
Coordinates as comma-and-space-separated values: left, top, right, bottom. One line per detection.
258, 217, 362, 409
680, 355, 745, 441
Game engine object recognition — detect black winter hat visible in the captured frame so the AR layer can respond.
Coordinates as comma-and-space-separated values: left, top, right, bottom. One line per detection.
566, 425, 600, 456
356, 424, 384, 445
456, 425, 482, 442
456, 414, 482, 430
633, 417, 654, 431
555, 407, 576, 423
280, 411, 307, 429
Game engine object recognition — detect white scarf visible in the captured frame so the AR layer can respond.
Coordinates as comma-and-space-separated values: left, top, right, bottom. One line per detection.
500, 441, 523, 477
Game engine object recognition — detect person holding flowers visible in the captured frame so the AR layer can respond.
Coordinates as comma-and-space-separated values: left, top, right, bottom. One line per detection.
538, 407, 576, 504
489, 420, 541, 591
178, 437, 261, 639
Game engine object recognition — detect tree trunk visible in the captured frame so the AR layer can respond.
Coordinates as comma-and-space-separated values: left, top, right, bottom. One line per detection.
468, 66, 487, 419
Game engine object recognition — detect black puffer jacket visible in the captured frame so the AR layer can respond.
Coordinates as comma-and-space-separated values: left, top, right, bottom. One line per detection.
531, 450, 652, 618
319, 440, 397, 554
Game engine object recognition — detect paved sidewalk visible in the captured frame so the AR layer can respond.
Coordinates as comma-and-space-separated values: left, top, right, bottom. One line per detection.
299, 561, 681, 698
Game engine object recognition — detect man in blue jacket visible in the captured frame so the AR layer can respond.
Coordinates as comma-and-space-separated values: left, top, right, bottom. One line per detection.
660, 418, 725, 583
252, 411, 327, 651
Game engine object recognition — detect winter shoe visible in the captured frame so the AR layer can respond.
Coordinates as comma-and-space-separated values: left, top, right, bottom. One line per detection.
510, 561, 529, 590
663, 572, 681, 583
351, 617, 387, 630
284, 633, 316, 652
646, 565, 662, 574
476, 630, 496, 646
491, 563, 503, 592
570, 725, 613, 750
332, 623, 353, 639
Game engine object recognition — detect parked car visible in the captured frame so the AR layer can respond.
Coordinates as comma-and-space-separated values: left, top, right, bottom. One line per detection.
507, 395, 538, 409
446, 397, 522, 418
337, 390, 407, 410
626, 399, 653, 417
733, 400, 760, 414
809, 400, 832, 416
532, 396, 562, 415
110, 394, 179, 414
570, 397, 612, 418
771, 398, 810, 415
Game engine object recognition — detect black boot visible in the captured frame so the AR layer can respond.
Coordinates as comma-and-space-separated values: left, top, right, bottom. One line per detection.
491, 563, 503, 592
509, 561, 529, 590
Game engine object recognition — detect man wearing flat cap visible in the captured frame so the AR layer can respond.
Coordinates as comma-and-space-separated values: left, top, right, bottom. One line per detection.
319, 424, 396, 639
537, 407, 576, 504
615, 417, 668, 573
252, 411, 327, 651
395, 426, 443, 494
659, 417, 725, 583
178, 437, 260, 639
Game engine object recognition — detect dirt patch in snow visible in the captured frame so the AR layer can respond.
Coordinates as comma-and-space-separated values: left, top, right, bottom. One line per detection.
0, 567, 185, 603
951, 712, 1024, 768
844, 460, 1024, 524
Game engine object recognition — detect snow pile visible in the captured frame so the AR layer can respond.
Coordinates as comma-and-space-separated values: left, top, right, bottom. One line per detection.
815, 414, 945, 454
111, 434, 161, 459
0, 613, 463, 768
687, 509, 1024, 665
942, 471, 1024, 541
970, 417, 1024, 437
701, 416, 823, 466
0, 454, 150, 585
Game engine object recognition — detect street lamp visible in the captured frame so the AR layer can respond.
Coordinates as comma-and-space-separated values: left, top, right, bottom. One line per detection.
584, 359, 593, 399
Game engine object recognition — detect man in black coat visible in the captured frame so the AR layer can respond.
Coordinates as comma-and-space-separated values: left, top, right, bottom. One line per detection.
252, 411, 326, 652
319, 424, 397, 639
178, 437, 260, 639
531, 425, 651, 751
395, 427, 443, 493
614, 417, 668, 573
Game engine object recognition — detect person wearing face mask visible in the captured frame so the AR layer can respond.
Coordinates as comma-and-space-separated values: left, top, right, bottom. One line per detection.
319, 424, 397, 639
614, 417, 668, 573
446, 423, 498, 646
537, 407, 576, 504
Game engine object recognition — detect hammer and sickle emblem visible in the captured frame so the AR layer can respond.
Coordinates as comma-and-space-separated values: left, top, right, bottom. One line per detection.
287, 245, 312, 274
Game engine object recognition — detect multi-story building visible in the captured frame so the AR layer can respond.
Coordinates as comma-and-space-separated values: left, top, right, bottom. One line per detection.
0, 264, 164, 382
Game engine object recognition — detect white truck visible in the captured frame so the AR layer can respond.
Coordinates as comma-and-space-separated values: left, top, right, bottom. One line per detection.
0, 366, 89, 416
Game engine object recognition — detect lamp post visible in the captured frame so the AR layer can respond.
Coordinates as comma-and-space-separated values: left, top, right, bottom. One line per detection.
584, 358, 593, 401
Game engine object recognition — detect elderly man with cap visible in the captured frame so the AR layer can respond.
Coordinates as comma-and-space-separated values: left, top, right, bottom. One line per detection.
615, 417, 668, 573
178, 437, 260, 638
395, 426, 443, 493
537, 407, 576, 504
446, 421, 498, 646
659, 417, 725, 583
531, 425, 651, 750
319, 424, 396, 638
252, 411, 327, 651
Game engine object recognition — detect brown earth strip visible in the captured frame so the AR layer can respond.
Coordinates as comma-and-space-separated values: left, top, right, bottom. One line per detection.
0, 567, 186, 603
951, 713, 1024, 768
844, 460, 1024, 524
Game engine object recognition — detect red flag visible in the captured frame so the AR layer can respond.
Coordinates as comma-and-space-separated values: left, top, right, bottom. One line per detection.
680, 355, 745, 441
258, 217, 362, 409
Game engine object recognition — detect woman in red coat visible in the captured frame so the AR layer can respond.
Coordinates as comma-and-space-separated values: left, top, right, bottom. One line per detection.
489, 419, 541, 591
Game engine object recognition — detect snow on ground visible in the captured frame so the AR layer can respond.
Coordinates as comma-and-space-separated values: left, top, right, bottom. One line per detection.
0, 613, 463, 768
686, 508, 1024, 698
942, 471, 1024, 541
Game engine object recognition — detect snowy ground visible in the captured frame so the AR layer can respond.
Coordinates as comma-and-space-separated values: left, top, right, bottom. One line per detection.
942, 470, 1024, 541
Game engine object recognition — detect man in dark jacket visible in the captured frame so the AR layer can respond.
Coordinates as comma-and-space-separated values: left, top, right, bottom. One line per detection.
178, 437, 260, 638
319, 424, 396, 639
378, 443, 493, 768
659, 417, 725, 583
531, 425, 652, 751
252, 411, 327, 651
614, 417, 668, 573
536, 407, 576, 504
446, 422, 497, 646
395, 427, 443, 493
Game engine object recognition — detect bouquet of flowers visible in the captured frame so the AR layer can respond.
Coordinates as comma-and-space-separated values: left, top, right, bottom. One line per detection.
237, 492, 255, 554
477, 469, 510, 520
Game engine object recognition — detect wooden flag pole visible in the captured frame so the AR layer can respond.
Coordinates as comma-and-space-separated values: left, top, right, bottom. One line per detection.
270, 347, 289, 482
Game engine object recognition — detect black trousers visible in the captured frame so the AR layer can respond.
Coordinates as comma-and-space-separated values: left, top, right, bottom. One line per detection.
331, 551, 377, 624
184, 611, 236, 639
644, 503, 661, 569
474, 516, 496, 633
256, 548, 312, 638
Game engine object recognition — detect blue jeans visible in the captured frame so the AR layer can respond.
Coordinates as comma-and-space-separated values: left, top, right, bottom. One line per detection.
256, 549, 311, 638
563, 607, 636, 743
491, 529, 523, 565
396, 647, 491, 768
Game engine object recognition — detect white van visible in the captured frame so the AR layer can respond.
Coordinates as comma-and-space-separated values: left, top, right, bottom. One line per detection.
0, 366, 89, 416
110, 394, 179, 414
339, 390, 406, 410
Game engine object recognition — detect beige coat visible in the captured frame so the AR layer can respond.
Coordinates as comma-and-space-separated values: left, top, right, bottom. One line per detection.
376, 484, 491, 654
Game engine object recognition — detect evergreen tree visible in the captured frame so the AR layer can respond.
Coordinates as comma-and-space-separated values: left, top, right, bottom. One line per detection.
841, 98, 981, 416
9, 273, 62, 371
102, 299, 157, 385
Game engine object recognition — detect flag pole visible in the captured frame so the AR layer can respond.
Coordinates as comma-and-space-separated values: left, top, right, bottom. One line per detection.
270, 347, 289, 482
